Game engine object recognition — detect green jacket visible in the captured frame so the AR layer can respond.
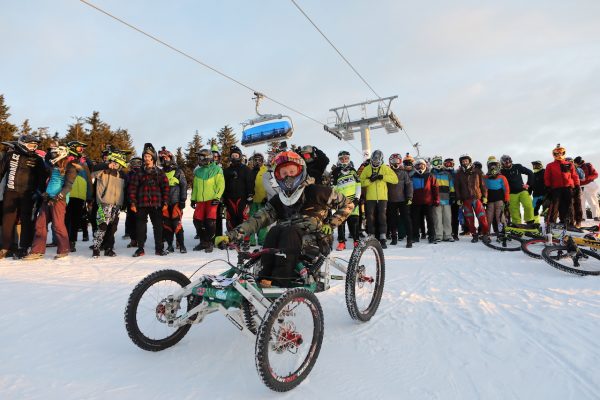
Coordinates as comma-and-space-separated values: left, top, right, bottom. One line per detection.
359, 164, 398, 200
191, 163, 225, 202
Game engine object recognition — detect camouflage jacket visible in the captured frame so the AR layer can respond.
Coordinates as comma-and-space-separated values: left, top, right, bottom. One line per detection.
229, 184, 354, 238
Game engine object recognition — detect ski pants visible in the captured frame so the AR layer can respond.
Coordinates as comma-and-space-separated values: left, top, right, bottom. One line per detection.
162, 203, 184, 247
125, 207, 137, 241
486, 200, 506, 233
1, 191, 35, 251
337, 215, 360, 243
65, 197, 85, 243
411, 204, 434, 240
248, 202, 268, 246
462, 198, 489, 235
572, 186, 583, 225
31, 200, 69, 255
532, 195, 545, 223
581, 181, 599, 219
508, 191, 534, 225
193, 201, 218, 247
93, 204, 120, 251
387, 201, 412, 240
135, 206, 164, 251
432, 204, 452, 240
225, 197, 248, 232
548, 187, 573, 224
259, 225, 303, 287
365, 200, 387, 240
450, 202, 460, 237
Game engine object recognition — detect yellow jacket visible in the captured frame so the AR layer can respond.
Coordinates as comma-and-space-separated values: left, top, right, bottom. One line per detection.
253, 165, 268, 203
359, 164, 398, 200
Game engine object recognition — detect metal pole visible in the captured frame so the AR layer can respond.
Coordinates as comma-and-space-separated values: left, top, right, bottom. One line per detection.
360, 124, 371, 160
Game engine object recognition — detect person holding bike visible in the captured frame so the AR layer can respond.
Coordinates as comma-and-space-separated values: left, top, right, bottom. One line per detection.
215, 151, 354, 287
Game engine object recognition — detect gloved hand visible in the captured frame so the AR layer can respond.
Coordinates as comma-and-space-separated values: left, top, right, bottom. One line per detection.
179, 201, 186, 210
406, 198, 412, 206
321, 224, 333, 235
130, 204, 137, 213
456, 200, 463, 206
190, 201, 196, 209
482, 197, 488, 205
56, 193, 65, 202
247, 196, 253, 203
369, 174, 383, 182
211, 199, 220, 206
86, 200, 93, 211
215, 235, 230, 248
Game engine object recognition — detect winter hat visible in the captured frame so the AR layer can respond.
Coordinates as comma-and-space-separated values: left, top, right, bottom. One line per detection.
142, 143, 158, 162
574, 156, 583, 165
487, 156, 498, 166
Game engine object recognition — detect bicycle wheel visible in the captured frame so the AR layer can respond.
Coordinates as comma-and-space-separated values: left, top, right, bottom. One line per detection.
125, 269, 194, 351
483, 233, 523, 251
345, 237, 385, 322
521, 237, 560, 259
255, 288, 324, 392
541, 246, 600, 276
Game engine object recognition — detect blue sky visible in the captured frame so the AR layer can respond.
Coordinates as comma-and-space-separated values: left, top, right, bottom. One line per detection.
2, 0, 600, 166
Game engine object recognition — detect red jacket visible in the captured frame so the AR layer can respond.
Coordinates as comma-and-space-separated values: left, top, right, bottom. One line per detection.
580, 162, 598, 186
544, 160, 580, 189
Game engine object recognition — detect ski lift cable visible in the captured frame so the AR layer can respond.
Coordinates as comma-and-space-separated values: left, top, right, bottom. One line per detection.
78, 0, 338, 137
290, 0, 418, 153
289, 0, 381, 100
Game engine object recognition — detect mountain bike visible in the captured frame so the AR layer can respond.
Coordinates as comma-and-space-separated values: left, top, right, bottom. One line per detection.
540, 224, 600, 276
520, 224, 597, 259
483, 222, 543, 252
124, 236, 385, 392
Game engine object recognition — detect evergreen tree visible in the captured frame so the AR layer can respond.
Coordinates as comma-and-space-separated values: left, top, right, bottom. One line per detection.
206, 137, 218, 150
216, 125, 238, 168
175, 146, 185, 167
20, 119, 32, 135
0, 94, 18, 142
184, 131, 204, 184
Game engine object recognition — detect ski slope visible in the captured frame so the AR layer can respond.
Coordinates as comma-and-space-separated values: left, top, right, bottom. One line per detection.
1, 213, 599, 400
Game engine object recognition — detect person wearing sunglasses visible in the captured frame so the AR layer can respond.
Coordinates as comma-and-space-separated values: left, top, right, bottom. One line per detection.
0, 134, 47, 259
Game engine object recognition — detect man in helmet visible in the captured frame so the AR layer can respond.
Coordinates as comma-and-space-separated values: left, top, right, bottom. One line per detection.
190, 148, 225, 252
500, 154, 535, 226
530, 160, 548, 223
88, 151, 128, 258
215, 151, 354, 287
387, 153, 413, 247
160, 148, 188, 253
0, 134, 47, 258
359, 149, 399, 248
124, 157, 142, 248
544, 144, 580, 224
430, 155, 454, 242
23, 146, 78, 260
128, 143, 170, 257
248, 152, 269, 247
443, 157, 461, 240
299, 145, 330, 185
483, 156, 510, 233
411, 158, 439, 244
454, 154, 490, 243
574, 156, 599, 222
223, 145, 254, 250
65, 141, 93, 252
332, 150, 361, 250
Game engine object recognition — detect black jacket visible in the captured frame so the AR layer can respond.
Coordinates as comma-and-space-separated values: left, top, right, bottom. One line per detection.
0, 147, 47, 195
223, 162, 254, 199
305, 148, 330, 185
500, 164, 533, 194
530, 169, 547, 197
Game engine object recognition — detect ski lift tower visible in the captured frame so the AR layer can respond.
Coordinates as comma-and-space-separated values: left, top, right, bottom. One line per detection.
324, 96, 403, 160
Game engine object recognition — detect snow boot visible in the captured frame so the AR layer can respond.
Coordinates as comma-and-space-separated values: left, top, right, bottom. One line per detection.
336, 242, 346, 251
406, 240, 413, 248
104, 248, 117, 257
69, 242, 76, 252
92, 248, 100, 258
204, 244, 214, 253
23, 252, 43, 260
471, 234, 479, 243
54, 253, 68, 260
379, 239, 387, 249
390, 234, 398, 246
155, 249, 169, 256
481, 235, 491, 244
179, 245, 187, 254
166, 243, 175, 253
133, 248, 145, 257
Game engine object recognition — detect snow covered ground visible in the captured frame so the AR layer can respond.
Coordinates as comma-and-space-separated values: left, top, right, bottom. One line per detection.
1, 213, 599, 400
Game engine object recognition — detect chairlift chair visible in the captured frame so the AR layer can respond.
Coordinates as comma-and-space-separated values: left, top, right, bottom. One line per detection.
241, 92, 294, 147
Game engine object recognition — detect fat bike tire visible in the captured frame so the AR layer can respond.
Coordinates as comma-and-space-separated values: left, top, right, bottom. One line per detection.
255, 288, 324, 392
541, 246, 600, 276
521, 238, 560, 259
345, 237, 385, 322
124, 269, 193, 351
483, 233, 523, 252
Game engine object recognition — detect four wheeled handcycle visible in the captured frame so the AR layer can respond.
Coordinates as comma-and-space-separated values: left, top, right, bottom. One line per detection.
124, 236, 385, 392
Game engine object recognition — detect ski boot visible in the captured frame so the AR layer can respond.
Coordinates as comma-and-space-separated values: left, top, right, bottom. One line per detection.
133, 248, 145, 257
